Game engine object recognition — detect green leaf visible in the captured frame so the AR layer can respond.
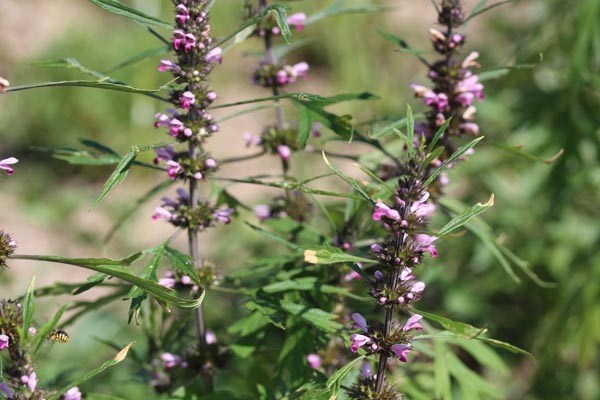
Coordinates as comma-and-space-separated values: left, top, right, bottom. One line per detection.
127, 244, 167, 322
434, 341, 453, 400
280, 302, 343, 333
32, 305, 68, 354
437, 194, 495, 237
165, 246, 199, 280
22, 277, 36, 342
263, 277, 368, 301
428, 117, 452, 150
322, 152, 372, 202
406, 105, 415, 153
424, 136, 485, 186
378, 31, 430, 65
303, 245, 377, 266
326, 356, 365, 392
371, 116, 408, 139
270, 7, 292, 44
415, 309, 534, 358
51, 343, 135, 399
92, 146, 139, 210
213, 4, 291, 50
87, 0, 172, 28
5, 80, 163, 95
446, 352, 502, 398
465, 0, 514, 22
12, 254, 205, 311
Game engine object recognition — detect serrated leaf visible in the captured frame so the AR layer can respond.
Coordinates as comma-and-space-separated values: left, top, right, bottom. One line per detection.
87, 0, 171, 28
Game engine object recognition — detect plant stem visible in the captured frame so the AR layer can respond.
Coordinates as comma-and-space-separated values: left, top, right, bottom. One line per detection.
188, 141, 214, 393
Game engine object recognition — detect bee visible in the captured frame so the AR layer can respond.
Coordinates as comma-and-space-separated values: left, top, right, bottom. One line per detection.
47, 329, 70, 343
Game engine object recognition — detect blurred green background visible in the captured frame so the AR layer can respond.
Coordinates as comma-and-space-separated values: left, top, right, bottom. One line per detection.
1, 0, 599, 398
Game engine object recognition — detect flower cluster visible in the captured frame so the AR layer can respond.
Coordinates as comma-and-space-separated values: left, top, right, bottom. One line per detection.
153, 146, 218, 181
410, 0, 484, 144
252, 61, 309, 88
0, 230, 17, 269
254, 191, 313, 223
152, 188, 234, 230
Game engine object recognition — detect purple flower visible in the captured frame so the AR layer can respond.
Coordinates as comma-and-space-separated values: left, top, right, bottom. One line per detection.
415, 234, 438, 257
161, 352, 182, 369
0, 157, 18, 175
287, 13, 307, 31
153, 146, 176, 165
20, 372, 37, 392
374, 270, 384, 280
214, 206, 234, 224
391, 343, 412, 362
306, 353, 321, 369
0, 334, 8, 351
277, 145, 291, 161
64, 387, 82, 400
371, 243, 383, 253
169, 118, 185, 137
206, 47, 223, 64
175, 4, 190, 25
372, 202, 401, 222
180, 91, 196, 109
349, 333, 371, 353
403, 314, 424, 332
0, 382, 13, 399
158, 59, 178, 73
351, 313, 368, 332
154, 112, 171, 128
360, 361, 372, 378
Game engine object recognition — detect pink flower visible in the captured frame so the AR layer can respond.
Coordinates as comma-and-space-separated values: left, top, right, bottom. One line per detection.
400, 267, 414, 282
372, 202, 401, 222
415, 234, 438, 257
0, 77, 9, 92
205, 158, 217, 169
179, 91, 196, 109
460, 122, 479, 135
349, 333, 371, 352
28, 327, 37, 336
158, 59, 178, 73
277, 145, 291, 161
175, 4, 190, 25
180, 275, 192, 285
403, 314, 424, 332
152, 207, 173, 221
206, 330, 217, 345
287, 13, 307, 31
351, 313, 369, 332
291, 62, 309, 80
206, 47, 223, 64
153, 146, 176, 165
205, 91, 218, 102
64, 387, 82, 400
242, 132, 261, 147
391, 344, 412, 362
0, 157, 18, 175
20, 372, 37, 392
154, 112, 171, 128
161, 352, 182, 369
166, 160, 182, 180
214, 206, 234, 224
254, 204, 271, 221
159, 277, 176, 288
423, 92, 448, 111
0, 334, 8, 351
343, 271, 361, 282
306, 353, 321, 369
169, 118, 185, 137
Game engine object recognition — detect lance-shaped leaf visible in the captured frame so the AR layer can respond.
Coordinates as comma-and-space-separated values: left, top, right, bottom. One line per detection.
424, 136, 485, 186
11, 254, 205, 310
414, 308, 534, 359
5, 80, 163, 95
87, 0, 172, 28
51, 342, 135, 400
21, 277, 36, 343
303, 246, 376, 266
92, 146, 140, 209
437, 194, 495, 237
322, 152, 373, 202
293, 92, 379, 148
326, 355, 365, 392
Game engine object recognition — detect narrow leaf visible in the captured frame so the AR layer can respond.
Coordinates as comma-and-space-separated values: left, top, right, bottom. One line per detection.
424, 136, 485, 186
87, 0, 172, 28
437, 194, 495, 237
92, 146, 140, 210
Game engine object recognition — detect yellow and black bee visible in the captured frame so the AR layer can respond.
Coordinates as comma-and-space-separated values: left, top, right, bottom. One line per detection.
47, 329, 70, 343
